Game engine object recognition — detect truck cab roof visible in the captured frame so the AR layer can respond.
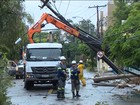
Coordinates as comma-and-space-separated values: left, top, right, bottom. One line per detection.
26, 43, 62, 49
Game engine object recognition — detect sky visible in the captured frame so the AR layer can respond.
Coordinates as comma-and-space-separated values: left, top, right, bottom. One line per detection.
24, 0, 109, 30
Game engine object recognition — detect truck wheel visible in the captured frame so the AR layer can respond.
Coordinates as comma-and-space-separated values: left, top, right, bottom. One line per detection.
20, 75, 23, 79
24, 81, 34, 90
16, 75, 19, 79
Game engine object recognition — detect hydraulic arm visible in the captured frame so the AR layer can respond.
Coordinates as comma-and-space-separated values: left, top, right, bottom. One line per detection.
28, 13, 80, 43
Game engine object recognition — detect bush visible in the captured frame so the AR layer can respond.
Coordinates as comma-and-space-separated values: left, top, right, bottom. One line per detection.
0, 58, 11, 105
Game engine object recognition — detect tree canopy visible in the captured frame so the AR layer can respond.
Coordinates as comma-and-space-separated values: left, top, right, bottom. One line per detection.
103, 1, 140, 67
0, 0, 33, 60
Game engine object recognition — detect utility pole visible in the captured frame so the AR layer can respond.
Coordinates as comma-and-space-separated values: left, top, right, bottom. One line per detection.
89, 5, 106, 39
89, 4, 107, 73
100, 11, 104, 41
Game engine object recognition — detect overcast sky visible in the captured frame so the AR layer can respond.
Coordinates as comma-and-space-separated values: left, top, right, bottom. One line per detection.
24, 0, 109, 29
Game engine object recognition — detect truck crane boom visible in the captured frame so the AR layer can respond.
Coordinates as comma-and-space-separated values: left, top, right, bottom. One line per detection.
28, 13, 80, 43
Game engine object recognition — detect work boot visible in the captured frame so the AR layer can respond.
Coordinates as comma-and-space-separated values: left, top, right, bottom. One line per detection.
72, 92, 76, 98
57, 91, 60, 98
62, 92, 65, 99
82, 84, 86, 86
76, 91, 81, 97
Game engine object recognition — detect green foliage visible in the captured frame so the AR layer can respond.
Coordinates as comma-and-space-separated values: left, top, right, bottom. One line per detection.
113, 0, 131, 25
61, 19, 97, 68
0, 1, 33, 103
0, 0, 33, 60
0, 57, 11, 105
63, 42, 79, 61
77, 19, 96, 36
104, 1, 140, 67
78, 43, 90, 55
33, 31, 61, 43
0, 45, 10, 54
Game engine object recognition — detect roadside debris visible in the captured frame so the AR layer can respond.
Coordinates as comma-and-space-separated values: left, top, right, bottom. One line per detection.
128, 77, 140, 85
93, 74, 135, 83
93, 72, 140, 95
132, 86, 140, 94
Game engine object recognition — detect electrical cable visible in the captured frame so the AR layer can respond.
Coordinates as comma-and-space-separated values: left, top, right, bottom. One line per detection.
49, 1, 60, 14
64, 0, 71, 17
68, 2, 93, 18
87, 4, 107, 19
58, 0, 62, 11
104, 25, 140, 38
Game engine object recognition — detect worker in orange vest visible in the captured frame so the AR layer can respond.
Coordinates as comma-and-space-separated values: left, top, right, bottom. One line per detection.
78, 60, 86, 86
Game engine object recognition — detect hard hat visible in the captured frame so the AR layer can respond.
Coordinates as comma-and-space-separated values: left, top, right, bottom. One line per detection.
79, 60, 83, 63
60, 56, 66, 60
71, 60, 76, 64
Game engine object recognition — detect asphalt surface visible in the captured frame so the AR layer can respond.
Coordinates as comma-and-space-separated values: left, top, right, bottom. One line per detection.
7, 70, 140, 105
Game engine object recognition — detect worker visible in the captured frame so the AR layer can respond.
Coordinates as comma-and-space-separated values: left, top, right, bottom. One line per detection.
78, 60, 86, 86
70, 60, 80, 98
57, 56, 68, 99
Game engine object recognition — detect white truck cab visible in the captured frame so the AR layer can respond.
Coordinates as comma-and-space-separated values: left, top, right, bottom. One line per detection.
24, 43, 62, 90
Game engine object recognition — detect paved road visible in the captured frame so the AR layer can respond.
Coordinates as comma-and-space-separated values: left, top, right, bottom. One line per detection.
7, 70, 140, 105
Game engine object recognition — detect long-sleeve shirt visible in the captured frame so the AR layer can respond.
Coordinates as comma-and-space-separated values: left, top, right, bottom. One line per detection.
70, 66, 80, 80
57, 63, 68, 79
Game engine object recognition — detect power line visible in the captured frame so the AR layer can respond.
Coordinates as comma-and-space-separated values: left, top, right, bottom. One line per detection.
105, 25, 140, 38
88, 6, 106, 19
58, 0, 62, 11
88, 4, 107, 19
64, 0, 71, 17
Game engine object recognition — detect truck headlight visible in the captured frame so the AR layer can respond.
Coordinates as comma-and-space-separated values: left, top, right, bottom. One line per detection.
26, 74, 34, 78
16, 67, 18, 71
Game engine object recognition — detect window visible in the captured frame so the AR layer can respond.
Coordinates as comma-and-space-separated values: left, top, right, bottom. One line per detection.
26, 48, 61, 61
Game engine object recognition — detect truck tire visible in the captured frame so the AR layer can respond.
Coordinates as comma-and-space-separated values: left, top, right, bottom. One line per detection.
19, 75, 23, 79
24, 81, 34, 90
16, 75, 19, 79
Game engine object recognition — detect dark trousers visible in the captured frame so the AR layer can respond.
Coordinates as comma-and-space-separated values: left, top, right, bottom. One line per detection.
57, 78, 66, 98
71, 79, 80, 92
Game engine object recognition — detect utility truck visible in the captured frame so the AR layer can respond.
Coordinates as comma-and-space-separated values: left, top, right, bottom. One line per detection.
24, 43, 62, 90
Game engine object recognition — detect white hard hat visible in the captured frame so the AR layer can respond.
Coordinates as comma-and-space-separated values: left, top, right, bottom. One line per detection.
71, 60, 76, 64
79, 60, 83, 63
60, 56, 66, 60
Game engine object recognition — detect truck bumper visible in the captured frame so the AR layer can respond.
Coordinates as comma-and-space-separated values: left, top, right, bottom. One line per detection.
25, 73, 58, 84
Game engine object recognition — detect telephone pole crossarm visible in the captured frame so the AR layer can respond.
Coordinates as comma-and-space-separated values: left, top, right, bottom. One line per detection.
88, 5, 107, 39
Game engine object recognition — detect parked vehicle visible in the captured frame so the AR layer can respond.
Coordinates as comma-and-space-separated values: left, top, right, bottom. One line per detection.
15, 60, 24, 79
7, 60, 17, 76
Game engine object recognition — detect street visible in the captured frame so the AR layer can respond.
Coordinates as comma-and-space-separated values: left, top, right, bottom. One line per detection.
7, 70, 140, 105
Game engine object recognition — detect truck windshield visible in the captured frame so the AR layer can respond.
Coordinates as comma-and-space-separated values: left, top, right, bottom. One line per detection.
26, 48, 61, 61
